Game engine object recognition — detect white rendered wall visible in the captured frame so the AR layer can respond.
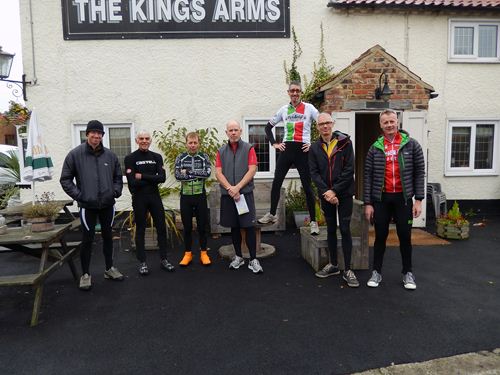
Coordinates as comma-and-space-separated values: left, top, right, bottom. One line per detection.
18, 1, 500, 208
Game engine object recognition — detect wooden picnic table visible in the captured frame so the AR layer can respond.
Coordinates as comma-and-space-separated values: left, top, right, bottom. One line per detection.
0, 222, 81, 326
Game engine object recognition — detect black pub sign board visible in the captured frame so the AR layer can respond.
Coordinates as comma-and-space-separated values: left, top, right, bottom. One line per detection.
62, 0, 290, 39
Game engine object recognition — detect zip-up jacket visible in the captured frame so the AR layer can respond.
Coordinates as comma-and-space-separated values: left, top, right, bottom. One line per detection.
124, 149, 165, 195
60, 142, 123, 209
218, 139, 254, 195
309, 130, 355, 198
174, 151, 211, 195
363, 130, 425, 205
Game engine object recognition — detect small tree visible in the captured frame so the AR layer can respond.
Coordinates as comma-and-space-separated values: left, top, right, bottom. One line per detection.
283, 27, 303, 84
153, 119, 224, 198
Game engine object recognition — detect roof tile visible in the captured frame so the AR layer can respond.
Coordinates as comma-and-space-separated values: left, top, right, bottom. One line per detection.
328, 0, 500, 8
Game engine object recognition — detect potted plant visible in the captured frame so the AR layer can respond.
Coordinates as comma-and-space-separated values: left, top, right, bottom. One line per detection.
285, 181, 309, 228
23, 192, 63, 232
436, 201, 470, 240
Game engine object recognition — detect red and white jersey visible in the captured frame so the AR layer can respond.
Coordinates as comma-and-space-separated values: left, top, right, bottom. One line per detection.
269, 102, 319, 144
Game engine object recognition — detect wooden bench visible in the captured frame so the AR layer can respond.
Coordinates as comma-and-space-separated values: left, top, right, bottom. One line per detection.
299, 199, 369, 271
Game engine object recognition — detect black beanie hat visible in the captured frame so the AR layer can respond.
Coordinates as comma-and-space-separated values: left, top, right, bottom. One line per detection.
86, 120, 104, 135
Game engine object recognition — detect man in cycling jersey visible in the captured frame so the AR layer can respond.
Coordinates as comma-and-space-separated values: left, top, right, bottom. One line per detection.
258, 81, 320, 235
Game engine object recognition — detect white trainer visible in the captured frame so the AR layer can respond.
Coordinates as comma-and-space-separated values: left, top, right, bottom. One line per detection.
258, 212, 278, 224
229, 255, 245, 270
310, 221, 320, 235
248, 258, 263, 274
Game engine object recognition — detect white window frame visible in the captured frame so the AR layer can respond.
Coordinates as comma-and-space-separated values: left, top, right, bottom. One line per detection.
72, 122, 135, 182
449, 19, 500, 63
243, 117, 299, 179
445, 118, 499, 176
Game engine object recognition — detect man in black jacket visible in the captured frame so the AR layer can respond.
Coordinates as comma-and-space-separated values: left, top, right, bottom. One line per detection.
60, 120, 124, 290
124, 130, 175, 275
309, 112, 358, 287
364, 109, 425, 290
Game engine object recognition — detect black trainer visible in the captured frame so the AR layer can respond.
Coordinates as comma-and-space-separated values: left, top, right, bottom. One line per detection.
160, 259, 175, 272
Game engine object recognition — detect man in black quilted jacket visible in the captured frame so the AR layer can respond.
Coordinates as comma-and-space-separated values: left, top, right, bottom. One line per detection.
60, 120, 124, 291
364, 109, 425, 290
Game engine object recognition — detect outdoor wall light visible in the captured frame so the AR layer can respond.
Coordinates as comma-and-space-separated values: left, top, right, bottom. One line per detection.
0, 46, 31, 101
374, 71, 393, 102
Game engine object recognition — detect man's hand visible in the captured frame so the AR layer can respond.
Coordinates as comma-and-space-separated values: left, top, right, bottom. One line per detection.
135, 173, 142, 180
273, 143, 286, 152
323, 190, 338, 205
365, 204, 374, 224
302, 143, 310, 152
227, 185, 240, 199
413, 200, 422, 218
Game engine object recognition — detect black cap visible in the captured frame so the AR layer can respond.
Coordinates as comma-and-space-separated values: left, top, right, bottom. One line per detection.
86, 120, 104, 135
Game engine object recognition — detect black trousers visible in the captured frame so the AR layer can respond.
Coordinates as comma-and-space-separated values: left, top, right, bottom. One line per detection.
180, 193, 208, 252
321, 195, 353, 270
80, 206, 115, 274
132, 193, 168, 263
373, 193, 413, 274
270, 142, 316, 221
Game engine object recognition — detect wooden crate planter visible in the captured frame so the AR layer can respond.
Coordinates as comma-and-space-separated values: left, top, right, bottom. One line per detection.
209, 182, 285, 234
299, 199, 369, 271
28, 217, 55, 232
436, 222, 469, 240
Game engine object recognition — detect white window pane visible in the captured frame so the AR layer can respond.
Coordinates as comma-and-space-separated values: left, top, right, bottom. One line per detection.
474, 124, 494, 169
479, 25, 498, 57
454, 27, 474, 55
248, 124, 270, 172
451, 127, 471, 168
109, 127, 131, 174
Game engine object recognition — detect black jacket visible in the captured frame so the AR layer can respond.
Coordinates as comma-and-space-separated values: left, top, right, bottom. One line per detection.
363, 130, 425, 205
309, 130, 355, 198
60, 142, 123, 209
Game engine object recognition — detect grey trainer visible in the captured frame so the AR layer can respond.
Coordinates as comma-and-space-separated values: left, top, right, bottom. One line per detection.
248, 258, 263, 274
403, 272, 417, 290
229, 255, 245, 269
315, 263, 340, 278
258, 212, 278, 224
343, 270, 360, 288
310, 221, 320, 235
160, 259, 175, 272
138, 262, 149, 276
367, 270, 382, 287
104, 266, 124, 281
79, 273, 92, 290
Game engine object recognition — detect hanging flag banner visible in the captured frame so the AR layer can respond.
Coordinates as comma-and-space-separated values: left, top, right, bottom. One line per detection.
62, 0, 290, 39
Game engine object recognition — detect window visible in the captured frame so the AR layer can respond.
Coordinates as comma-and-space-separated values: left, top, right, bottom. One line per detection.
449, 20, 500, 62
244, 118, 298, 179
446, 119, 499, 176
73, 122, 133, 176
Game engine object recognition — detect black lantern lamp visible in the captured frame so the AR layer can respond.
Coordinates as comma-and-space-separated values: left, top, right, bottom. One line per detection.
374, 71, 393, 102
0, 46, 31, 101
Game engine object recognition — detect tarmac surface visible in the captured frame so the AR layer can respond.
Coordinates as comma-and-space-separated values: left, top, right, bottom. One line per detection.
1, 219, 499, 374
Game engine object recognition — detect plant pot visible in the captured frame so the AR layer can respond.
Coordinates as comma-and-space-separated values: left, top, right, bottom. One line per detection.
28, 217, 55, 232
293, 211, 310, 229
436, 221, 469, 240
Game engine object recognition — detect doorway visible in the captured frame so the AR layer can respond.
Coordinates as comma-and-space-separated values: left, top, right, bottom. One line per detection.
354, 113, 380, 200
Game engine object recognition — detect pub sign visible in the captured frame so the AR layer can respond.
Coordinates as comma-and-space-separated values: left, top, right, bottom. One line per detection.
62, 0, 290, 39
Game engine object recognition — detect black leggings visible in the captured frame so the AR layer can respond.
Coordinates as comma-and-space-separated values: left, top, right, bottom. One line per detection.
180, 193, 208, 252
231, 227, 257, 260
373, 193, 413, 274
322, 196, 353, 270
270, 142, 316, 221
132, 193, 168, 262
80, 206, 115, 274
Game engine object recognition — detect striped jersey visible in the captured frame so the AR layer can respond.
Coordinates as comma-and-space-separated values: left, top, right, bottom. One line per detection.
269, 102, 319, 144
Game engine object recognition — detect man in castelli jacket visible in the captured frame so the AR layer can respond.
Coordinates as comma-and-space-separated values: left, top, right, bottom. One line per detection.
309, 112, 359, 288
124, 130, 175, 276
60, 120, 124, 291
364, 109, 425, 290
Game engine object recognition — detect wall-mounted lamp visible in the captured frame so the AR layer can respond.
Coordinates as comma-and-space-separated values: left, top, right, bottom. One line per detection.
0, 46, 31, 101
374, 71, 393, 102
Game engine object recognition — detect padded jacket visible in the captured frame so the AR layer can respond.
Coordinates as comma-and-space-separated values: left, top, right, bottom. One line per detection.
363, 130, 425, 205
309, 130, 355, 198
60, 142, 123, 209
